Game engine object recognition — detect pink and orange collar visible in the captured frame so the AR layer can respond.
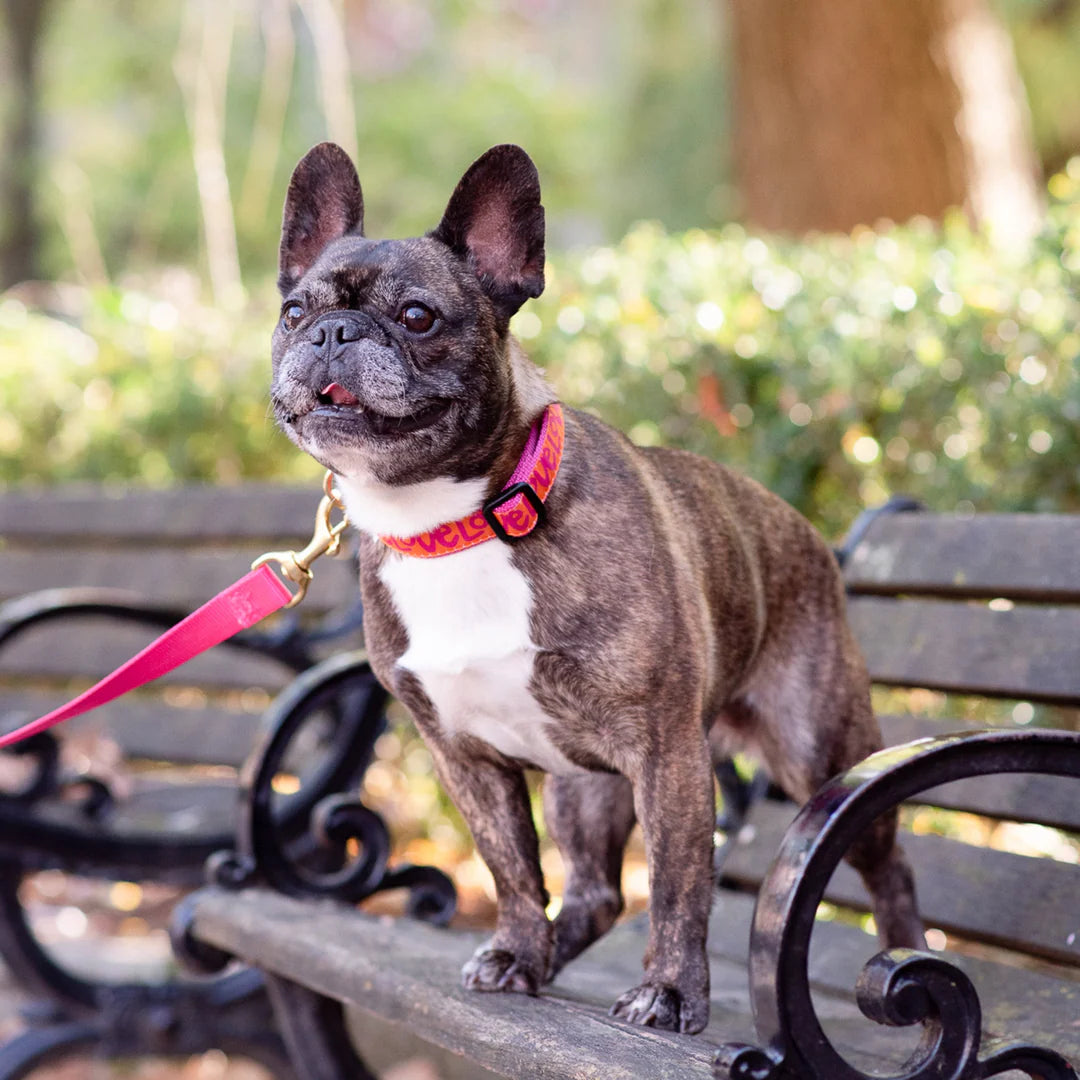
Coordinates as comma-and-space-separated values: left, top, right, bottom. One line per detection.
379, 404, 564, 558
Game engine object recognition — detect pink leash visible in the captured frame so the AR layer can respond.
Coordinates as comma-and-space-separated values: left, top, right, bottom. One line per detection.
0, 567, 292, 750
0, 476, 348, 751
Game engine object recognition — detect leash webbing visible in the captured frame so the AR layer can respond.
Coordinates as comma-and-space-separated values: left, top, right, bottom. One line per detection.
0, 475, 349, 751
0, 566, 293, 750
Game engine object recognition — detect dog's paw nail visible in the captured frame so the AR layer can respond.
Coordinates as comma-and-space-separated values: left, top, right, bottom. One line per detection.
609, 982, 682, 1031
497, 967, 538, 994
678, 996, 709, 1035
461, 948, 539, 995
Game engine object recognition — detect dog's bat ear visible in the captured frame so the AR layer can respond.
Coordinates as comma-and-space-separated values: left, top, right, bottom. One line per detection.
431, 145, 545, 317
278, 143, 364, 295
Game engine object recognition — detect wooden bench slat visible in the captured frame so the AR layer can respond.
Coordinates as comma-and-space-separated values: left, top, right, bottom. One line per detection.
878, 714, 1080, 831
843, 513, 1080, 601
696, 891, 1080, 1060
573, 910, 925, 1070
0, 486, 323, 544
1, 689, 260, 767
1, 779, 237, 882
724, 800, 1080, 966
194, 888, 723, 1079
848, 596, 1080, 704
70, 775, 237, 830
192, 887, 939, 1074
191, 886, 1080, 1075
0, 620, 296, 692
0, 548, 357, 608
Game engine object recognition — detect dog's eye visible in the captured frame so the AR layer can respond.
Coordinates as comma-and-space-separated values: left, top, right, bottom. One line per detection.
282, 301, 305, 329
399, 304, 436, 334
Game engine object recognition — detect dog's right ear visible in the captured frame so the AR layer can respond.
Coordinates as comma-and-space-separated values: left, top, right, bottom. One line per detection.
431, 145, 545, 318
278, 143, 364, 295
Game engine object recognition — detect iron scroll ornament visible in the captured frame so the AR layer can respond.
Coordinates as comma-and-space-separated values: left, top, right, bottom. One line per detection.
714, 728, 1080, 1080
202, 650, 456, 923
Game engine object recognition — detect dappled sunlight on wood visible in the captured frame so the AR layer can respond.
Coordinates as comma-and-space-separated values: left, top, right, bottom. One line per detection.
990, 820, 1080, 863
905, 800, 1080, 862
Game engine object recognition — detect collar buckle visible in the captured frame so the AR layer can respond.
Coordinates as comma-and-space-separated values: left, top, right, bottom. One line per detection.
482, 481, 546, 544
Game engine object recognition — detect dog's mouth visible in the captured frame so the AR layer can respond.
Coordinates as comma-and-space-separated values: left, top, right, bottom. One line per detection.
309, 383, 450, 437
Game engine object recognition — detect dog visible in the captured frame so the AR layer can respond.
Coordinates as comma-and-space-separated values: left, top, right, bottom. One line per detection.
269, 142, 925, 1035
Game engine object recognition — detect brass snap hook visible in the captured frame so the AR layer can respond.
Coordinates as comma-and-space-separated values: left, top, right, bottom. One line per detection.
252, 472, 350, 608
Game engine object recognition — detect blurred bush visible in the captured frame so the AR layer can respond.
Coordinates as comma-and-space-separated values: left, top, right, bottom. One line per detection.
4, 169, 1080, 537
530, 169, 1080, 537
0, 278, 319, 488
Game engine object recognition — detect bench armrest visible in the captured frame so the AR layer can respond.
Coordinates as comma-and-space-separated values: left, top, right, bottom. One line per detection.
715, 729, 1080, 1080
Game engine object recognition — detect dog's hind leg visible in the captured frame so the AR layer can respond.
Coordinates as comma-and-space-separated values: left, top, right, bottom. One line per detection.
543, 771, 636, 978
844, 806, 925, 950
729, 636, 926, 952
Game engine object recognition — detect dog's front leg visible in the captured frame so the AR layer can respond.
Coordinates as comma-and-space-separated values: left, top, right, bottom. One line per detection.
427, 742, 552, 995
611, 734, 715, 1035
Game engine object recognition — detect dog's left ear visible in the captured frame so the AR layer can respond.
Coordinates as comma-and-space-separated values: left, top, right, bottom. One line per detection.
431, 145, 545, 317
279, 142, 365, 295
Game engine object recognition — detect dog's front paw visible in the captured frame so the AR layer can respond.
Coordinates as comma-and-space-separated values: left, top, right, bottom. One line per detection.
461, 947, 541, 995
609, 981, 708, 1034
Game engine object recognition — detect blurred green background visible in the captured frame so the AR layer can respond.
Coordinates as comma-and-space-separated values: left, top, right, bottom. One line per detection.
1, 0, 1080, 536
1, 11, 1078, 1069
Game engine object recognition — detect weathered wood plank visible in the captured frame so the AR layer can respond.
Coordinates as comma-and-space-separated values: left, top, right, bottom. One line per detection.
843, 514, 1080, 601
0, 689, 260, 766
848, 596, 1080, 704
0, 546, 358, 607
190, 887, 1080, 1076
345, 1011, 505, 1080
723, 799, 1080, 965
1, 778, 237, 881
0, 486, 324, 544
692, 891, 1080, 1061
65, 775, 237, 832
0, 618, 298, 691
191, 888, 937, 1076
878, 714, 1080, 831
193, 889, 722, 1079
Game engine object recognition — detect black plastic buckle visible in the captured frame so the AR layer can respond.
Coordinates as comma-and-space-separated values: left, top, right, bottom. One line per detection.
482, 482, 546, 544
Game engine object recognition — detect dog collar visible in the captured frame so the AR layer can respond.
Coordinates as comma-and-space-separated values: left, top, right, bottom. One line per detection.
379, 403, 564, 558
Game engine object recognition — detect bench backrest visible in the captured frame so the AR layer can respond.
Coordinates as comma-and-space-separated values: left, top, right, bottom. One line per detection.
723, 510, 1080, 974
0, 486, 360, 768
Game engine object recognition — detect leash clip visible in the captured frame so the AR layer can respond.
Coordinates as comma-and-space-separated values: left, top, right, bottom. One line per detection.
252, 472, 349, 608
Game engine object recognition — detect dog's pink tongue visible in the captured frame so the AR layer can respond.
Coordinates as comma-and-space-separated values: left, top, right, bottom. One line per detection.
322, 382, 360, 406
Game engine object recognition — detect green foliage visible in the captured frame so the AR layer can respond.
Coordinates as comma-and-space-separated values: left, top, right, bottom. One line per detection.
0, 282, 321, 487
999, 0, 1080, 174
4, 172, 1080, 541
525, 171, 1080, 537
12, 0, 1080, 289
22, 0, 725, 283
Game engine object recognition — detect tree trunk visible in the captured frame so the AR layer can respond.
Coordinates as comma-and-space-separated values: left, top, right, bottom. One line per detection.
0, 0, 52, 288
729, 0, 1043, 245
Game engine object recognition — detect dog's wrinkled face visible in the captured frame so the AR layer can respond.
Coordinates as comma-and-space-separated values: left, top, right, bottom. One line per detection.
270, 143, 545, 487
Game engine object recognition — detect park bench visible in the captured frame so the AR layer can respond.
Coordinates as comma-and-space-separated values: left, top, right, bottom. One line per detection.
172, 503, 1080, 1080
0, 485, 423, 1076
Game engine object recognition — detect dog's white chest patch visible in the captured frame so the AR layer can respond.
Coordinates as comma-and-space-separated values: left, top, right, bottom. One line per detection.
377, 541, 584, 776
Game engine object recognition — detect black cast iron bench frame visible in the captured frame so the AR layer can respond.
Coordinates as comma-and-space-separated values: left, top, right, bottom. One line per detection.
169, 499, 1080, 1080
2, 490, 1078, 1078
0, 487, 454, 1077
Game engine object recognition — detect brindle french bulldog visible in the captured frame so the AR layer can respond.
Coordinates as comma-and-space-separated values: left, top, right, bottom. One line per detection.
270, 142, 925, 1035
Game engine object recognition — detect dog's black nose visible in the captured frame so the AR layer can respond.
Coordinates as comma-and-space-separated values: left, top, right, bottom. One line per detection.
308, 313, 379, 353
334, 316, 363, 344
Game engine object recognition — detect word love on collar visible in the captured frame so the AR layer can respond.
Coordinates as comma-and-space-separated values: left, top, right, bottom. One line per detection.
380, 403, 564, 559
